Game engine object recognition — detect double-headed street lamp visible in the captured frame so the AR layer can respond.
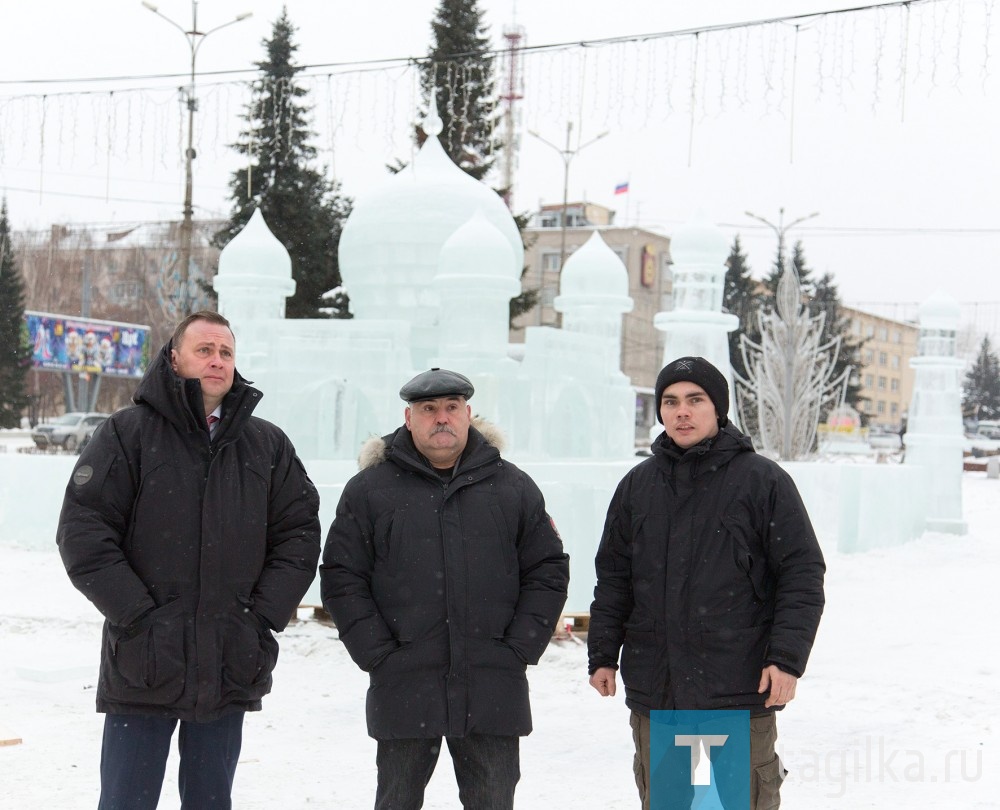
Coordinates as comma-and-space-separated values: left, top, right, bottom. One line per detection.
529, 122, 609, 276
141, 1, 252, 316
744, 207, 820, 276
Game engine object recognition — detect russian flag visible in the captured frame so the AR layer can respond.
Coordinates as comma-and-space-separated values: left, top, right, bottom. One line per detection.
614, 181, 629, 195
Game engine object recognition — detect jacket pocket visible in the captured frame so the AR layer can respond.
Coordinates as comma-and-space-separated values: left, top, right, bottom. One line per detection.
490, 504, 514, 574
722, 515, 770, 604
222, 597, 278, 695
374, 512, 408, 568
104, 599, 186, 705
620, 615, 657, 694
694, 622, 770, 701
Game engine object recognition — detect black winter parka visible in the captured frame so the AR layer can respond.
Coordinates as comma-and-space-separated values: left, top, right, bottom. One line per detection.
57, 343, 321, 722
588, 424, 825, 715
320, 423, 569, 740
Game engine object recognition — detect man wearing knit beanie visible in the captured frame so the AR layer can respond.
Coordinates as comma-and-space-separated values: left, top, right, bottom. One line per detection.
588, 356, 826, 809
653, 356, 729, 428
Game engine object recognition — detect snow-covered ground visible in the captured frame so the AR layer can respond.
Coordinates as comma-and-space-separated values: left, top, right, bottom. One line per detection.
0, 437, 997, 807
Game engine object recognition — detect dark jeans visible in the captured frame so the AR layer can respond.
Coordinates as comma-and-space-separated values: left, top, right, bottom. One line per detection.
375, 734, 520, 810
630, 710, 785, 810
98, 711, 245, 810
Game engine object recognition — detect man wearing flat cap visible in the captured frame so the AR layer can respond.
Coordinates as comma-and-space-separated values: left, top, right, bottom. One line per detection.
321, 368, 569, 809
587, 356, 825, 810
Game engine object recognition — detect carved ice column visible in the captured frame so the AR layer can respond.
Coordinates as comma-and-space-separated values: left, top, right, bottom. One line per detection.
904, 292, 967, 534
653, 213, 738, 407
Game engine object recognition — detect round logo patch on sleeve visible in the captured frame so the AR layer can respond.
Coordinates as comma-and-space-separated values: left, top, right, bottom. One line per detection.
73, 465, 94, 486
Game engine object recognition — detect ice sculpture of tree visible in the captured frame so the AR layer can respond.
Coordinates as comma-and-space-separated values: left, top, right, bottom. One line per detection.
735, 258, 851, 460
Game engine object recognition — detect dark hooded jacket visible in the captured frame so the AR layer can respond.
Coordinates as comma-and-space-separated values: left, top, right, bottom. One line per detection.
57, 341, 321, 723
588, 424, 825, 715
320, 421, 569, 740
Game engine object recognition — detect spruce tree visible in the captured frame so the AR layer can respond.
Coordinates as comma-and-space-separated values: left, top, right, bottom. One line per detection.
963, 336, 1000, 420
416, 0, 536, 325
723, 236, 760, 381
216, 9, 351, 319
420, 0, 499, 180
765, 239, 813, 295
757, 240, 863, 420
810, 271, 865, 415
0, 200, 30, 428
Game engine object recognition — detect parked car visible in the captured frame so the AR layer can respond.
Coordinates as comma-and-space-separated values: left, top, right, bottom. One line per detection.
30, 412, 110, 453
975, 421, 1000, 440
867, 426, 903, 451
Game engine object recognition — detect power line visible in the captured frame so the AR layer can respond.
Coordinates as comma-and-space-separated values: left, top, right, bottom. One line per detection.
0, 0, 946, 90
1, 183, 218, 210
724, 223, 1000, 236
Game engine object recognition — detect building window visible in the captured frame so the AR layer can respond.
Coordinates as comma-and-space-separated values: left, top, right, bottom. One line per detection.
891, 378, 900, 392
893, 330, 902, 343
110, 281, 144, 303
541, 252, 561, 273
540, 288, 556, 307
878, 376, 887, 390
864, 350, 875, 364
891, 354, 900, 369
878, 327, 888, 341
878, 351, 888, 366
877, 400, 886, 415
865, 374, 874, 387
891, 402, 899, 416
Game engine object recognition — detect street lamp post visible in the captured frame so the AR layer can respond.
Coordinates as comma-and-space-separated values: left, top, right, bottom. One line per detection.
529, 122, 609, 276
141, 1, 252, 317
744, 207, 819, 278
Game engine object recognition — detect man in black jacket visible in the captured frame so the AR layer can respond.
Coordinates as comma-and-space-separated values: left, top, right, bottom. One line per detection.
321, 368, 569, 810
57, 311, 321, 810
588, 356, 825, 810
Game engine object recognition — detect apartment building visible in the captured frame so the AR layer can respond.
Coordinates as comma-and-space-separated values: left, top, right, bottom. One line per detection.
843, 305, 919, 430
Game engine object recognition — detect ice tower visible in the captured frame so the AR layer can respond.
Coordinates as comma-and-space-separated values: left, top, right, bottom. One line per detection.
904, 292, 968, 534
653, 213, 738, 418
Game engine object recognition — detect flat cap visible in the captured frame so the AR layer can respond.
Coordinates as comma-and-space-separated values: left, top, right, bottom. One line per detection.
399, 368, 475, 402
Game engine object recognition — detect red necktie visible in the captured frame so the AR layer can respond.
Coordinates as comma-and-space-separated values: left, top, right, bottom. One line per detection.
207, 414, 220, 432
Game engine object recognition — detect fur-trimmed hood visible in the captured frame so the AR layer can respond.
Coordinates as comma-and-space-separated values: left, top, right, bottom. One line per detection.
358, 417, 505, 471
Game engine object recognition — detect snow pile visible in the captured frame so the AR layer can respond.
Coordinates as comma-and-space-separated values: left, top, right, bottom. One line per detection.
0, 477, 997, 807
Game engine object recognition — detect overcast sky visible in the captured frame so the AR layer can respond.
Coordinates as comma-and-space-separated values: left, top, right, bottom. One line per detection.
1, 0, 998, 342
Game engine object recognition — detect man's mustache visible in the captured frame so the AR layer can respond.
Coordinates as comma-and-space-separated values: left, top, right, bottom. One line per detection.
431, 425, 457, 436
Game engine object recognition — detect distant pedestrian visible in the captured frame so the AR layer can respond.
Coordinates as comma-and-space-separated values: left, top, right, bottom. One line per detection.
588, 356, 826, 809
322, 368, 569, 809
57, 311, 320, 809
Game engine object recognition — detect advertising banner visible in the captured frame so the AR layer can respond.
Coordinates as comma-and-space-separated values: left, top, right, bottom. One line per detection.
25, 311, 151, 378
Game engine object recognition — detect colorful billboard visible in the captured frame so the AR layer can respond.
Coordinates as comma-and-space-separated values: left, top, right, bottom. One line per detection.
25, 311, 151, 378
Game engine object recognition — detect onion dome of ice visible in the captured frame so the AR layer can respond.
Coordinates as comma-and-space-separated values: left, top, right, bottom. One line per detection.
918, 290, 961, 330
338, 100, 522, 320
216, 208, 292, 280
669, 213, 728, 267
558, 231, 630, 299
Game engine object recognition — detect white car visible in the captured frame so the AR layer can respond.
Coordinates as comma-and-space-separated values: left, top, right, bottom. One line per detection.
30, 412, 110, 453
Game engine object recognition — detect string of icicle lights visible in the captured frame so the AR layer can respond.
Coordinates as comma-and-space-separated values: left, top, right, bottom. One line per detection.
0, 0, 994, 204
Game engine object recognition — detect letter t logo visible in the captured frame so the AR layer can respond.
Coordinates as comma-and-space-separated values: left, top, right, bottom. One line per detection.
674, 735, 729, 785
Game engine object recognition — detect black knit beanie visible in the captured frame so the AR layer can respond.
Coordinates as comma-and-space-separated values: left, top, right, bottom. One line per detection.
654, 356, 729, 426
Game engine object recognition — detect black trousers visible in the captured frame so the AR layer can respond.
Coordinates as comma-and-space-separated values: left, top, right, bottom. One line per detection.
374, 734, 520, 810
97, 711, 244, 810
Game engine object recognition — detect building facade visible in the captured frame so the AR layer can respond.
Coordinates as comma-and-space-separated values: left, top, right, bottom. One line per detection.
843, 305, 919, 430
512, 202, 673, 398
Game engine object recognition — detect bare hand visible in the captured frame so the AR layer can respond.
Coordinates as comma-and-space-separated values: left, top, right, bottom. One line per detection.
590, 666, 617, 697
758, 664, 797, 708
